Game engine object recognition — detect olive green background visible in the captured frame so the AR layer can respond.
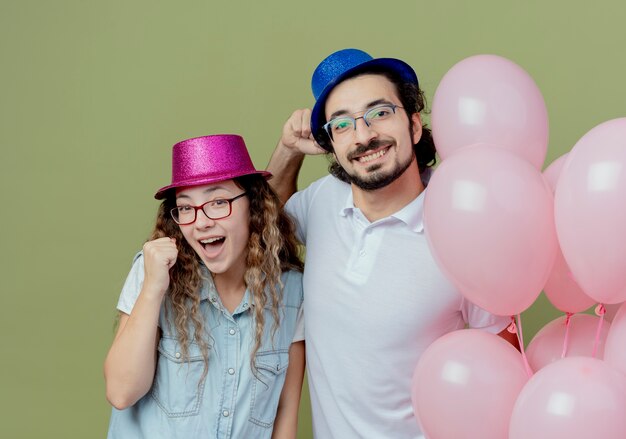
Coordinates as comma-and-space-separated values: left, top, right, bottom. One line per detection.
2, 1, 625, 437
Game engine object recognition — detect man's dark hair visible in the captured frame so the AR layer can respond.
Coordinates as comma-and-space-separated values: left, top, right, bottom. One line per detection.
317, 66, 437, 183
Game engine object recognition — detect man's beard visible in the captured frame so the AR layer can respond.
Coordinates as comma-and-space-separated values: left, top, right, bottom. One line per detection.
329, 139, 415, 191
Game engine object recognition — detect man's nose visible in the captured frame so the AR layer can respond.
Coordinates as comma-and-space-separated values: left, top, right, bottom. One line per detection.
353, 116, 377, 145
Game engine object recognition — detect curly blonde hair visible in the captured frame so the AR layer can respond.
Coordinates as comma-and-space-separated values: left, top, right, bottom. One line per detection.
150, 175, 303, 379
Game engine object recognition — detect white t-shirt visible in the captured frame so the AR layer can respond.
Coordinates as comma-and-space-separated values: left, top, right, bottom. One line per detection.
286, 175, 509, 439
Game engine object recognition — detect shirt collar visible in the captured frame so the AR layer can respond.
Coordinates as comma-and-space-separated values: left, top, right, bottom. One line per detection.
198, 265, 254, 314
339, 186, 426, 233
339, 189, 355, 217
198, 267, 214, 302
391, 190, 425, 233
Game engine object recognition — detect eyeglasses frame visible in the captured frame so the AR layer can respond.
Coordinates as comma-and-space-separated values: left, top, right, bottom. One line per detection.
322, 103, 404, 141
169, 192, 247, 225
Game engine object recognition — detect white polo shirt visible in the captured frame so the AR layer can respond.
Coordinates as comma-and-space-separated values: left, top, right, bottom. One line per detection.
286, 175, 509, 439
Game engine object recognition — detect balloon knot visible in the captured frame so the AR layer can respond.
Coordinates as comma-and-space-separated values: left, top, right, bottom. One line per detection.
507, 319, 517, 334
565, 312, 573, 325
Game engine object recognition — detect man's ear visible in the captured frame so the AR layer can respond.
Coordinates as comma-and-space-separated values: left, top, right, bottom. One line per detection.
411, 113, 423, 144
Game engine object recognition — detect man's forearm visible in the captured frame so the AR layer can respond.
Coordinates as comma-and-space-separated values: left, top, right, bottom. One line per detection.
267, 140, 306, 204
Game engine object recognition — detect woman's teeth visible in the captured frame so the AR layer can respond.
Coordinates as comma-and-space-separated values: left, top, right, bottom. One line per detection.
201, 237, 225, 246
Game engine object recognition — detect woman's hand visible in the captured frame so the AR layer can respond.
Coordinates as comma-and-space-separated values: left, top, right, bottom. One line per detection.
142, 237, 178, 298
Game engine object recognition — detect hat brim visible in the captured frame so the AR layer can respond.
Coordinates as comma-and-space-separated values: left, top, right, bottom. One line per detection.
154, 170, 272, 200
310, 57, 418, 150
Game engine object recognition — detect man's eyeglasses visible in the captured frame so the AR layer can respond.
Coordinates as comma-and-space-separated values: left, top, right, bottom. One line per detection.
170, 192, 247, 225
323, 104, 404, 141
